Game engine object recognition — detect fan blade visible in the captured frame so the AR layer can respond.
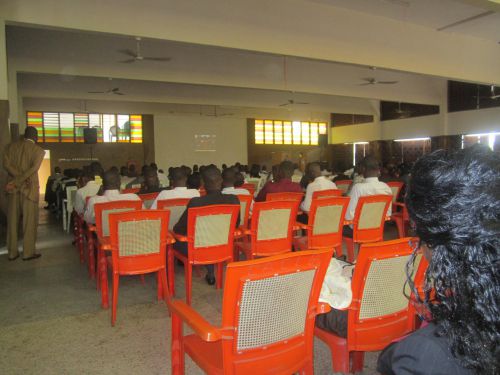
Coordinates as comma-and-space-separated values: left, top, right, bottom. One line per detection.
491, 95, 500, 99
143, 56, 171, 62
88, 91, 106, 94
279, 103, 290, 106
117, 49, 137, 58
114, 92, 125, 95
295, 102, 309, 105
111, 88, 120, 92
120, 59, 136, 63
378, 81, 398, 84
358, 83, 373, 86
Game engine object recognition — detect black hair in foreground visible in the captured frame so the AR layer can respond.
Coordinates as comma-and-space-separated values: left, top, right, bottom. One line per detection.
405, 144, 499, 374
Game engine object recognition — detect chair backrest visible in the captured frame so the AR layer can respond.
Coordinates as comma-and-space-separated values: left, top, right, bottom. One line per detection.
187, 204, 240, 264
108, 209, 170, 273
307, 197, 350, 249
335, 179, 352, 193
245, 177, 262, 192
220, 249, 332, 373
66, 186, 78, 211
240, 183, 256, 197
122, 187, 140, 194
312, 189, 343, 200
138, 192, 160, 209
156, 198, 190, 231
347, 238, 419, 352
386, 181, 404, 203
94, 200, 143, 238
266, 191, 304, 213
236, 194, 253, 230
353, 194, 392, 243
249, 200, 297, 257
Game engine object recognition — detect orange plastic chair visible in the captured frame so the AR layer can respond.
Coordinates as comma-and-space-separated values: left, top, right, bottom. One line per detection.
386, 181, 404, 203
156, 198, 190, 231
89, 200, 143, 308
169, 204, 240, 305
102, 209, 172, 326
315, 238, 427, 373
122, 187, 140, 194
240, 183, 256, 196
236, 194, 252, 231
168, 248, 333, 375
234, 200, 297, 260
266, 191, 304, 214
391, 202, 410, 238
343, 194, 393, 262
311, 189, 343, 200
293, 197, 350, 257
138, 192, 160, 209
335, 180, 352, 194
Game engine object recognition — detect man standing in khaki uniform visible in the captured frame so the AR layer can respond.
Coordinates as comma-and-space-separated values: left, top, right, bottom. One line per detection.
3, 127, 45, 261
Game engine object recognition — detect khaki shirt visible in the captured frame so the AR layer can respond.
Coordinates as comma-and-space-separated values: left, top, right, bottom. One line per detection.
3, 139, 45, 202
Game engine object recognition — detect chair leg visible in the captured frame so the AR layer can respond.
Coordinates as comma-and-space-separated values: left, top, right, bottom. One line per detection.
345, 240, 355, 263
300, 360, 314, 374
351, 351, 365, 373
395, 218, 404, 238
334, 245, 342, 258
159, 268, 169, 300
78, 230, 84, 264
111, 272, 119, 326
100, 253, 109, 309
171, 312, 185, 375
168, 248, 175, 296
185, 264, 192, 306
216, 263, 223, 289
88, 234, 95, 279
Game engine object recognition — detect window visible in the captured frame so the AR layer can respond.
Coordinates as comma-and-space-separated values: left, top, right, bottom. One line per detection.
26, 112, 143, 143
254, 119, 326, 145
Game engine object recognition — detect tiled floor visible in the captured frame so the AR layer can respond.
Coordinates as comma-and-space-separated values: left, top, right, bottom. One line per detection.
0, 209, 392, 374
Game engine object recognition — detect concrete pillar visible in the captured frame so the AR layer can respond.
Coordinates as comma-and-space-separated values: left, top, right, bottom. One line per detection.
0, 19, 10, 246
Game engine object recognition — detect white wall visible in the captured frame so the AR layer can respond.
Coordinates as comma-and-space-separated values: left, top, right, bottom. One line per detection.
154, 115, 247, 170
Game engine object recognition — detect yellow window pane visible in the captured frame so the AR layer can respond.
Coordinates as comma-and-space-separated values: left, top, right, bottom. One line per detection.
319, 123, 327, 135
274, 121, 283, 144
283, 121, 292, 145
292, 121, 301, 144
310, 123, 318, 145
301, 122, 310, 145
265, 120, 274, 144
255, 120, 264, 144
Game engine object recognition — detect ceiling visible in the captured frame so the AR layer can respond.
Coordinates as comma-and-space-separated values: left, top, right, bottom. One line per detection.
6, 0, 499, 117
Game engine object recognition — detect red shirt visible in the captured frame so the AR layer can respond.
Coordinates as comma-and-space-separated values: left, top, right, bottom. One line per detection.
255, 178, 303, 202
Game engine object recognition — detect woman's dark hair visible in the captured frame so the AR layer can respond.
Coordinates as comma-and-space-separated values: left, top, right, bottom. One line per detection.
405, 144, 499, 374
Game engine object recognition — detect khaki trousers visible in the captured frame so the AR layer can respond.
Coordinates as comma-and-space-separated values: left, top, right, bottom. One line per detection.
7, 192, 39, 258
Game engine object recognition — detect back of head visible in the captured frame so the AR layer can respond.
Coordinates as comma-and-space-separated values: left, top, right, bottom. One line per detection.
120, 166, 128, 176
90, 162, 104, 177
279, 160, 294, 179
361, 155, 379, 178
307, 161, 321, 179
103, 170, 121, 191
250, 164, 260, 178
171, 167, 188, 187
24, 126, 38, 141
234, 172, 245, 187
201, 165, 222, 192
222, 168, 236, 187
143, 166, 159, 189
406, 144, 499, 374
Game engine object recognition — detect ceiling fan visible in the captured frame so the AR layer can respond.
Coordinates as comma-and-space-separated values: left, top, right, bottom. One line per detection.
118, 37, 171, 63
486, 85, 500, 100
88, 87, 125, 95
393, 102, 411, 118
279, 99, 309, 107
359, 77, 398, 86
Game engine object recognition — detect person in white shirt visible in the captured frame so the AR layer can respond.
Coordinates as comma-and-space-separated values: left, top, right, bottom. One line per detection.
84, 170, 140, 224
74, 170, 101, 215
343, 156, 392, 237
150, 167, 200, 209
221, 168, 251, 196
300, 162, 338, 214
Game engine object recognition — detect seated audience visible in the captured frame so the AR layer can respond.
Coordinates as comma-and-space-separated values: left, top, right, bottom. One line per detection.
234, 171, 245, 187
377, 145, 499, 375
74, 169, 100, 215
255, 160, 302, 202
138, 167, 163, 194
187, 171, 201, 190
173, 166, 240, 285
221, 168, 251, 196
150, 167, 200, 209
44, 166, 62, 209
84, 170, 140, 224
125, 165, 147, 189
298, 162, 337, 222
343, 156, 392, 237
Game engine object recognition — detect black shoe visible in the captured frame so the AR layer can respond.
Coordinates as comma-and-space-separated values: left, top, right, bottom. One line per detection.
205, 274, 216, 286
8, 254, 20, 261
23, 254, 42, 261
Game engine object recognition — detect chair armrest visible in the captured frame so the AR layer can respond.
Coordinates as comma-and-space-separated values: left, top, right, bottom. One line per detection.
294, 222, 309, 230
343, 220, 353, 226
88, 224, 97, 232
393, 202, 405, 209
167, 299, 222, 342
